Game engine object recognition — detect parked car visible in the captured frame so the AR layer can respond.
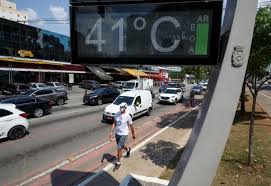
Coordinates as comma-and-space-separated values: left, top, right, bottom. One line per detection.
0, 96, 52, 118
46, 82, 66, 91
112, 81, 126, 89
2, 83, 29, 95
159, 88, 183, 104
29, 83, 48, 90
168, 83, 182, 89
0, 104, 29, 140
103, 90, 153, 122
83, 87, 120, 105
23, 88, 68, 106
199, 81, 208, 91
81, 80, 101, 90
191, 85, 203, 95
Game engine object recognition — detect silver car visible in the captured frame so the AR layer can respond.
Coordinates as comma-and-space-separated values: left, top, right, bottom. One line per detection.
46, 82, 66, 91
29, 83, 48, 90
24, 88, 68, 106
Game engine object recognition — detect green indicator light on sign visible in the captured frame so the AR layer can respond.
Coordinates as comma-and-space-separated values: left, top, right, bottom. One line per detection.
195, 23, 209, 55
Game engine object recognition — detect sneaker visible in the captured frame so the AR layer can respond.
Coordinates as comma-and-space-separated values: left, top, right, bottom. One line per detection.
113, 163, 121, 172
126, 147, 131, 158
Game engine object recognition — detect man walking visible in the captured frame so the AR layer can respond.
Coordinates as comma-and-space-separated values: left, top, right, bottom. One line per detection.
109, 102, 136, 171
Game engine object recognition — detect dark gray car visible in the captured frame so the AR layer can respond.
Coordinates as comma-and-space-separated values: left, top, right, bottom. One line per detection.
23, 88, 68, 106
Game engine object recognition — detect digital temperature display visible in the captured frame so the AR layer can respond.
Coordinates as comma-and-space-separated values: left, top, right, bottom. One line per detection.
70, 1, 222, 65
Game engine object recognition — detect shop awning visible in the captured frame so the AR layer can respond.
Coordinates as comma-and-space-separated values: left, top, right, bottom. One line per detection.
0, 67, 86, 73
122, 68, 148, 77
152, 74, 164, 81
0, 57, 64, 66
86, 66, 113, 81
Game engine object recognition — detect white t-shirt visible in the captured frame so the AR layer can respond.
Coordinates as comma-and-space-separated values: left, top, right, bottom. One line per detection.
114, 112, 133, 136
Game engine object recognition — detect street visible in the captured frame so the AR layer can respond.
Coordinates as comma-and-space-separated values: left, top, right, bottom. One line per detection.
258, 85, 271, 116
0, 87, 194, 185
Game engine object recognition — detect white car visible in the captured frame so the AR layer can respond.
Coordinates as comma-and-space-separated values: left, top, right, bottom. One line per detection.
0, 104, 29, 140
159, 88, 183, 105
103, 90, 153, 122
46, 82, 66, 91
199, 82, 208, 91
29, 83, 48, 90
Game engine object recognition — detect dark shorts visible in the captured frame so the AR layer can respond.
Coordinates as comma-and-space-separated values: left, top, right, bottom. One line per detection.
115, 134, 128, 150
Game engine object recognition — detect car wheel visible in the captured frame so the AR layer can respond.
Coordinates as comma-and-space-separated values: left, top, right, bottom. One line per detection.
146, 107, 152, 116
8, 126, 26, 140
174, 99, 177, 105
33, 108, 44, 118
97, 99, 103, 105
56, 98, 65, 106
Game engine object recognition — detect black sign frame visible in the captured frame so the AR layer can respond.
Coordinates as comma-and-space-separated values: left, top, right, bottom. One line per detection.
70, 1, 222, 65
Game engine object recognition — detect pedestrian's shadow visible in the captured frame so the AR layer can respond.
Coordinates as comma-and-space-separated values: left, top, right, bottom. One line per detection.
101, 153, 117, 164
140, 140, 181, 168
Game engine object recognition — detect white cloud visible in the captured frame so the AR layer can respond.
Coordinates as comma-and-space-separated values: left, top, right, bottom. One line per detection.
258, 0, 271, 7
22, 8, 44, 26
49, 5, 68, 20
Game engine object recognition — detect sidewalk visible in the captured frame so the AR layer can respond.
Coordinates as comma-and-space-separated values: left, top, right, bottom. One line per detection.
77, 108, 199, 186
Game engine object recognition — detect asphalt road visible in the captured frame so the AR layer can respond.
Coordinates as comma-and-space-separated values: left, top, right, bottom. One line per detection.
0, 91, 189, 185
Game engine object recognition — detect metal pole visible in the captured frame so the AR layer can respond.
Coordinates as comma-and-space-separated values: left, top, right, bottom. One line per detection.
169, 0, 258, 185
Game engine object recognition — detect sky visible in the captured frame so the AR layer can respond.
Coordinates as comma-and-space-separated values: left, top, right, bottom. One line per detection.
14, 0, 70, 36
13, 0, 270, 37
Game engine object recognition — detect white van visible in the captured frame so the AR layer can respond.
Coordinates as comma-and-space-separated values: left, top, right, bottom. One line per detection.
103, 90, 153, 122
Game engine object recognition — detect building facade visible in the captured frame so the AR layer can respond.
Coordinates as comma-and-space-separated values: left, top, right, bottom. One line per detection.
0, 18, 70, 62
0, 0, 28, 23
0, 17, 85, 87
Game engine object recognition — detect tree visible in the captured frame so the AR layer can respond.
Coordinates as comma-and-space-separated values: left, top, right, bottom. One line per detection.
245, 7, 271, 166
182, 66, 210, 83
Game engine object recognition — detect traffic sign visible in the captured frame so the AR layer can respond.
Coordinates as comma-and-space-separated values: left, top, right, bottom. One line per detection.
70, 1, 222, 65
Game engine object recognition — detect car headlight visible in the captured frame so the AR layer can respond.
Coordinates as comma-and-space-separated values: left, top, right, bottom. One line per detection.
171, 96, 176, 98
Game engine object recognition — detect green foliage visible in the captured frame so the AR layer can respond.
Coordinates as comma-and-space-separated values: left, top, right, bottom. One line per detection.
247, 7, 271, 79
182, 66, 210, 82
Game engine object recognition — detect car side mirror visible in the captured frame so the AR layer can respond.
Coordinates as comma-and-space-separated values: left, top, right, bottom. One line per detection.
32, 94, 37, 97
135, 102, 140, 107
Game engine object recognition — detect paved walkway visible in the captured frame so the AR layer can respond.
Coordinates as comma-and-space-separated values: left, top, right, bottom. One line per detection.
258, 90, 271, 117
78, 109, 199, 186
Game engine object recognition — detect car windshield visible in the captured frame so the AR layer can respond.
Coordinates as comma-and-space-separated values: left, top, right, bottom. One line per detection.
90, 88, 105, 94
168, 83, 177, 88
38, 84, 47, 87
55, 83, 62, 86
124, 82, 135, 88
164, 89, 178, 94
113, 96, 134, 106
193, 86, 202, 89
23, 89, 36, 95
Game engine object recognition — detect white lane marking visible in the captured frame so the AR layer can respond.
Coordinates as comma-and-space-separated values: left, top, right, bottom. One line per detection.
80, 105, 199, 185
260, 91, 271, 100
74, 141, 110, 160
17, 160, 69, 186
77, 170, 105, 186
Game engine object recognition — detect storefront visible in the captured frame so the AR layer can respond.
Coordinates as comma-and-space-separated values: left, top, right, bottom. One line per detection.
0, 57, 86, 85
